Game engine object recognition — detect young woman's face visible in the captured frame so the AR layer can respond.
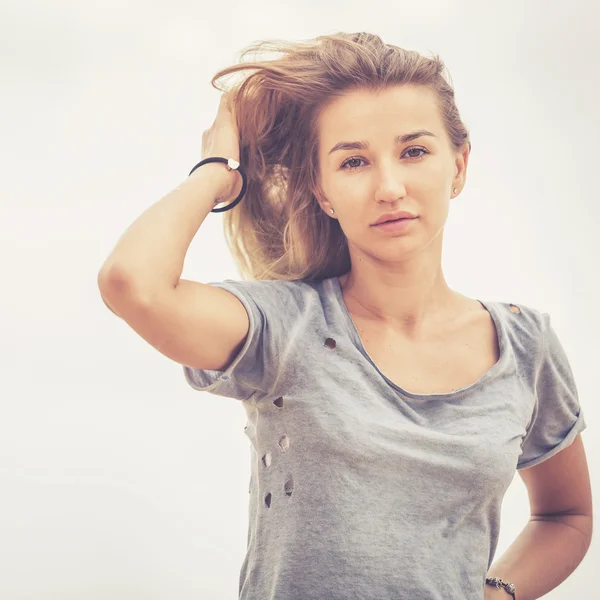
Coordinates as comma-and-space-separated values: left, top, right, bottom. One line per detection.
316, 84, 468, 258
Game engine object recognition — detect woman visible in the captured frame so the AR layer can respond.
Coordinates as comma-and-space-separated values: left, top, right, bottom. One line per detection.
98, 32, 591, 600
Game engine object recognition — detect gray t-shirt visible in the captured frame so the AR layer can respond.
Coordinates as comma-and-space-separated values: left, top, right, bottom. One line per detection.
183, 275, 586, 600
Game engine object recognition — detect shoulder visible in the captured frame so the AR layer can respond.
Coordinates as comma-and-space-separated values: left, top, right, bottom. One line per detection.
484, 298, 547, 333
479, 298, 552, 366
214, 277, 327, 295
209, 276, 332, 312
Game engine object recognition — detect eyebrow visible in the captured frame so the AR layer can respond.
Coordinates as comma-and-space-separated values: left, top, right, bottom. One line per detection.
328, 129, 437, 155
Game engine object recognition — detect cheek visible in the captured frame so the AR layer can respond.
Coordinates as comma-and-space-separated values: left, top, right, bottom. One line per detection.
414, 161, 448, 189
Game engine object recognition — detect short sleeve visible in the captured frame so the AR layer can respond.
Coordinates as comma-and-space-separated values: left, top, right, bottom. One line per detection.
182, 279, 294, 402
517, 312, 587, 470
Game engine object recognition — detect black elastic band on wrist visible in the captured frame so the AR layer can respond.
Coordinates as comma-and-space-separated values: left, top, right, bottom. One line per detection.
188, 157, 248, 213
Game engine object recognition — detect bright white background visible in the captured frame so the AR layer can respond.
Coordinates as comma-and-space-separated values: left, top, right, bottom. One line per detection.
1, 1, 598, 598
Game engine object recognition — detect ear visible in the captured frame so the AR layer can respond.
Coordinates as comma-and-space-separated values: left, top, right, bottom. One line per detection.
311, 184, 330, 214
453, 142, 470, 191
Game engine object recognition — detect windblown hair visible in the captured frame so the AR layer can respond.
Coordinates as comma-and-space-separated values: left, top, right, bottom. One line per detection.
210, 32, 471, 282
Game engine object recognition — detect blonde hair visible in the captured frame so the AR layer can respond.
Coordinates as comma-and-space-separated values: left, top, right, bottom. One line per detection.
210, 32, 471, 282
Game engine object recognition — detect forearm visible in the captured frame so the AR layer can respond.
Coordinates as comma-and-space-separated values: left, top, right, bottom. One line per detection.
98, 163, 238, 301
485, 515, 592, 600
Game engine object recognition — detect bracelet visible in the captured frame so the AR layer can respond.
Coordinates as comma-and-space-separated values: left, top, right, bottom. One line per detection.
485, 577, 517, 599
188, 156, 248, 213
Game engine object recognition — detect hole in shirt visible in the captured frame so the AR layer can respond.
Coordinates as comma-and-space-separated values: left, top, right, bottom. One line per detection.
509, 304, 521, 314
284, 477, 294, 497
262, 451, 271, 468
324, 337, 336, 349
265, 492, 272, 508
278, 435, 290, 451
273, 396, 284, 408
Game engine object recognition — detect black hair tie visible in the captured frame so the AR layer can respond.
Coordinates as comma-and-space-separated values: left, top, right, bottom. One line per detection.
188, 156, 248, 213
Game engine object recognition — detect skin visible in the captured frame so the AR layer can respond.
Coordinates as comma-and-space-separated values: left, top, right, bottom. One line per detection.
314, 84, 473, 341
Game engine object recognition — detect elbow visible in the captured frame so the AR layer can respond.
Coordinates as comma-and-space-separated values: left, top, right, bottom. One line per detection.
97, 265, 152, 310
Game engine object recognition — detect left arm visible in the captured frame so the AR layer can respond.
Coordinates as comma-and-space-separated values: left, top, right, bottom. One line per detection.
486, 434, 593, 600
485, 514, 592, 600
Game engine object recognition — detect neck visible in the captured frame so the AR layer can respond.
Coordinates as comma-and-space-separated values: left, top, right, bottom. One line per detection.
338, 269, 462, 339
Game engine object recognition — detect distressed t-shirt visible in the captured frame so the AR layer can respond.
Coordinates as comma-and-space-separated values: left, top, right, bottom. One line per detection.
183, 275, 586, 600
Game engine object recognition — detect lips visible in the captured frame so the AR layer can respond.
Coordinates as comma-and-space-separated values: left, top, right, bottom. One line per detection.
377, 217, 414, 225
372, 212, 418, 225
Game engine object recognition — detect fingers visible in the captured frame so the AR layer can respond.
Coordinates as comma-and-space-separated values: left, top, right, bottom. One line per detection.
219, 90, 233, 110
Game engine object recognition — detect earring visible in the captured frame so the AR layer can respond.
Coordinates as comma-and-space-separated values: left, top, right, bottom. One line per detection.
453, 188, 458, 195
330, 209, 334, 214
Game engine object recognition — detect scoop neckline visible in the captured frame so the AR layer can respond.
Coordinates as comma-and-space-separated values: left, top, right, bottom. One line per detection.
329, 275, 507, 400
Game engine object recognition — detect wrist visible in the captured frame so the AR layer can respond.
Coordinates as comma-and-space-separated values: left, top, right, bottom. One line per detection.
189, 160, 240, 204
484, 580, 515, 600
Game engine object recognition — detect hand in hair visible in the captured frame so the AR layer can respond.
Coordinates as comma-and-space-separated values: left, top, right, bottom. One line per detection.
200, 90, 242, 202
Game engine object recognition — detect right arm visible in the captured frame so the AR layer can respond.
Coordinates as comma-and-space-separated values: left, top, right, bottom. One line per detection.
98, 91, 250, 371
98, 90, 241, 296
97, 162, 238, 300
97, 164, 250, 371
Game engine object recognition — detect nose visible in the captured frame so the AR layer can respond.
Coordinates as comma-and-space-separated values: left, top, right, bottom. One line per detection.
374, 162, 407, 203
